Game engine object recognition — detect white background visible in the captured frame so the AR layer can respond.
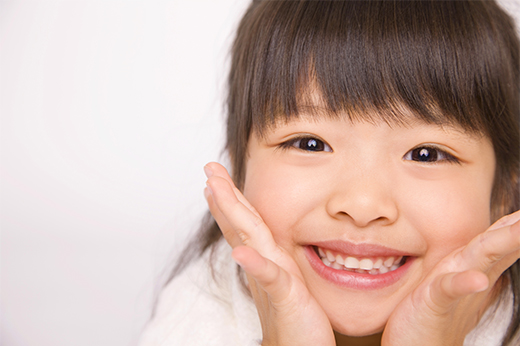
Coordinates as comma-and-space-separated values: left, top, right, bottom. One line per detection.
1, 1, 249, 345
1, 1, 519, 346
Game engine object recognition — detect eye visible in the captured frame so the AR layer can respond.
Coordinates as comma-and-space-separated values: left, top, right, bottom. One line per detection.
281, 136, 332, 152
403, 146, 459, 163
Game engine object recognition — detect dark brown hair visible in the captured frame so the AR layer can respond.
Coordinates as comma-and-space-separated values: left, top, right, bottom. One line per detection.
170, 1, 520, 344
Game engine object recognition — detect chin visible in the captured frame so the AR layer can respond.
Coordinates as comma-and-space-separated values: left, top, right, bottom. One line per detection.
320, 295, 393, 337
330, 315, 386, 337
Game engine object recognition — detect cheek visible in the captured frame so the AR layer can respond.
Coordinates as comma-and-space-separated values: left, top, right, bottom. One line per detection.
402, 174, 493, 263
243, 162, 322, 245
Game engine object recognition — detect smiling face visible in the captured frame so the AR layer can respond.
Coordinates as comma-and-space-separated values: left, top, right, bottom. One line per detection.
242, 114, 496, 336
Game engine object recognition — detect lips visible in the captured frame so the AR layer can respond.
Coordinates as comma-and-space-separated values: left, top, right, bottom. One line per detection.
305, 241, 416, 290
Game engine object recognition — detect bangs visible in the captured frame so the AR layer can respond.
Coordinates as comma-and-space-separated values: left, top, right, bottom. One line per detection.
228, 0, 519, 136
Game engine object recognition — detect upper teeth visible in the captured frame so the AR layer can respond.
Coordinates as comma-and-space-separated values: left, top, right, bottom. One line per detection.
317, 247, 404, 274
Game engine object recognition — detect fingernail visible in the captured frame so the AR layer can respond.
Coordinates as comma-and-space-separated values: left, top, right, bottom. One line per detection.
204, 165, 214, 178
231, 252, 245, 268
204, 186, 212, 199
205, 183, 213, 196
475, 284, 489, 293
234, 259, 245, 270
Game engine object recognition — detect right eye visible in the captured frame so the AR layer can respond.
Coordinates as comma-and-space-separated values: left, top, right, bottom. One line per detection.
281, 136, 333, 152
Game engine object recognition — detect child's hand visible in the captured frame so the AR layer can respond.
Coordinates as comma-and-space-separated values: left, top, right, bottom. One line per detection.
382, 210, 520, 346
204, 161, 519, 346
204, 162, 335, 346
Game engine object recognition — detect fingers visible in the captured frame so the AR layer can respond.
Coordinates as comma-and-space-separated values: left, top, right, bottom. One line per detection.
462, 214, 520, 278
232, 246, 293, 303
204, 162, 261, 217
204, 186, 241, 247
424, 211, 519, 316
428, 270, 489, 314
487, 209, 520, 231
204, 162, 279, 257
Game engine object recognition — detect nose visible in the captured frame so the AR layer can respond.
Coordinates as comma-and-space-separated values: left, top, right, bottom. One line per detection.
325, 164, 399, 228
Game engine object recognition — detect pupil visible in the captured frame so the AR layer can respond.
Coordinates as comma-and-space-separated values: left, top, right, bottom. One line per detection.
415, 148, 437, 161
419, 148, 429, 160
307, 139, 317, 149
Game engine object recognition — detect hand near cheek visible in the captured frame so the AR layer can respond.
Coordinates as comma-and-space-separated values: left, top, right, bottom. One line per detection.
204, 162, 335, 346
383, 210, 520, 346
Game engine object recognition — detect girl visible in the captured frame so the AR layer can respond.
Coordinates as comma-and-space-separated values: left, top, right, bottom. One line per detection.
140, 1, 520, 345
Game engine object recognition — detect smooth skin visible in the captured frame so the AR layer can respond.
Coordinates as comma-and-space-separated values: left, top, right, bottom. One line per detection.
204, 116, 520, 346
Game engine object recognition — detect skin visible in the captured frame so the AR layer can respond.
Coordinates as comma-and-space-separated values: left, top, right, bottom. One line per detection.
204, 115, 520, 346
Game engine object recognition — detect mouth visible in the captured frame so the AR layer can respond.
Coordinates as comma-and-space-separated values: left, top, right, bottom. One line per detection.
314, 246, 407, 275
305, 242, 416, 290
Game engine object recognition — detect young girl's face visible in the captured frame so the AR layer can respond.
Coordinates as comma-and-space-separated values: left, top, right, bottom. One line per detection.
242, 109, 496, 336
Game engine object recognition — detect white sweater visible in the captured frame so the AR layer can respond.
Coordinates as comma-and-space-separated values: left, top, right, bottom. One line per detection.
139, 240, 514, 346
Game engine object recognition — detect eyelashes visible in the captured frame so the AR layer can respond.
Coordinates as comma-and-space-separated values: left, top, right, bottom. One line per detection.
279, 136, 460, 164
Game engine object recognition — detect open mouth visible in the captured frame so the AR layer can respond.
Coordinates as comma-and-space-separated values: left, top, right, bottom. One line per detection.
314, 246, 408, 275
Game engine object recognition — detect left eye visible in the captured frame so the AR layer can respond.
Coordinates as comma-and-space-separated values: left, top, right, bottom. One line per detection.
283, 136, 332, 152
403, 146, 457, 163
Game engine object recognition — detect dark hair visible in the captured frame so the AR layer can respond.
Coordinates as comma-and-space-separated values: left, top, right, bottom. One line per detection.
170, 1, 520, 344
